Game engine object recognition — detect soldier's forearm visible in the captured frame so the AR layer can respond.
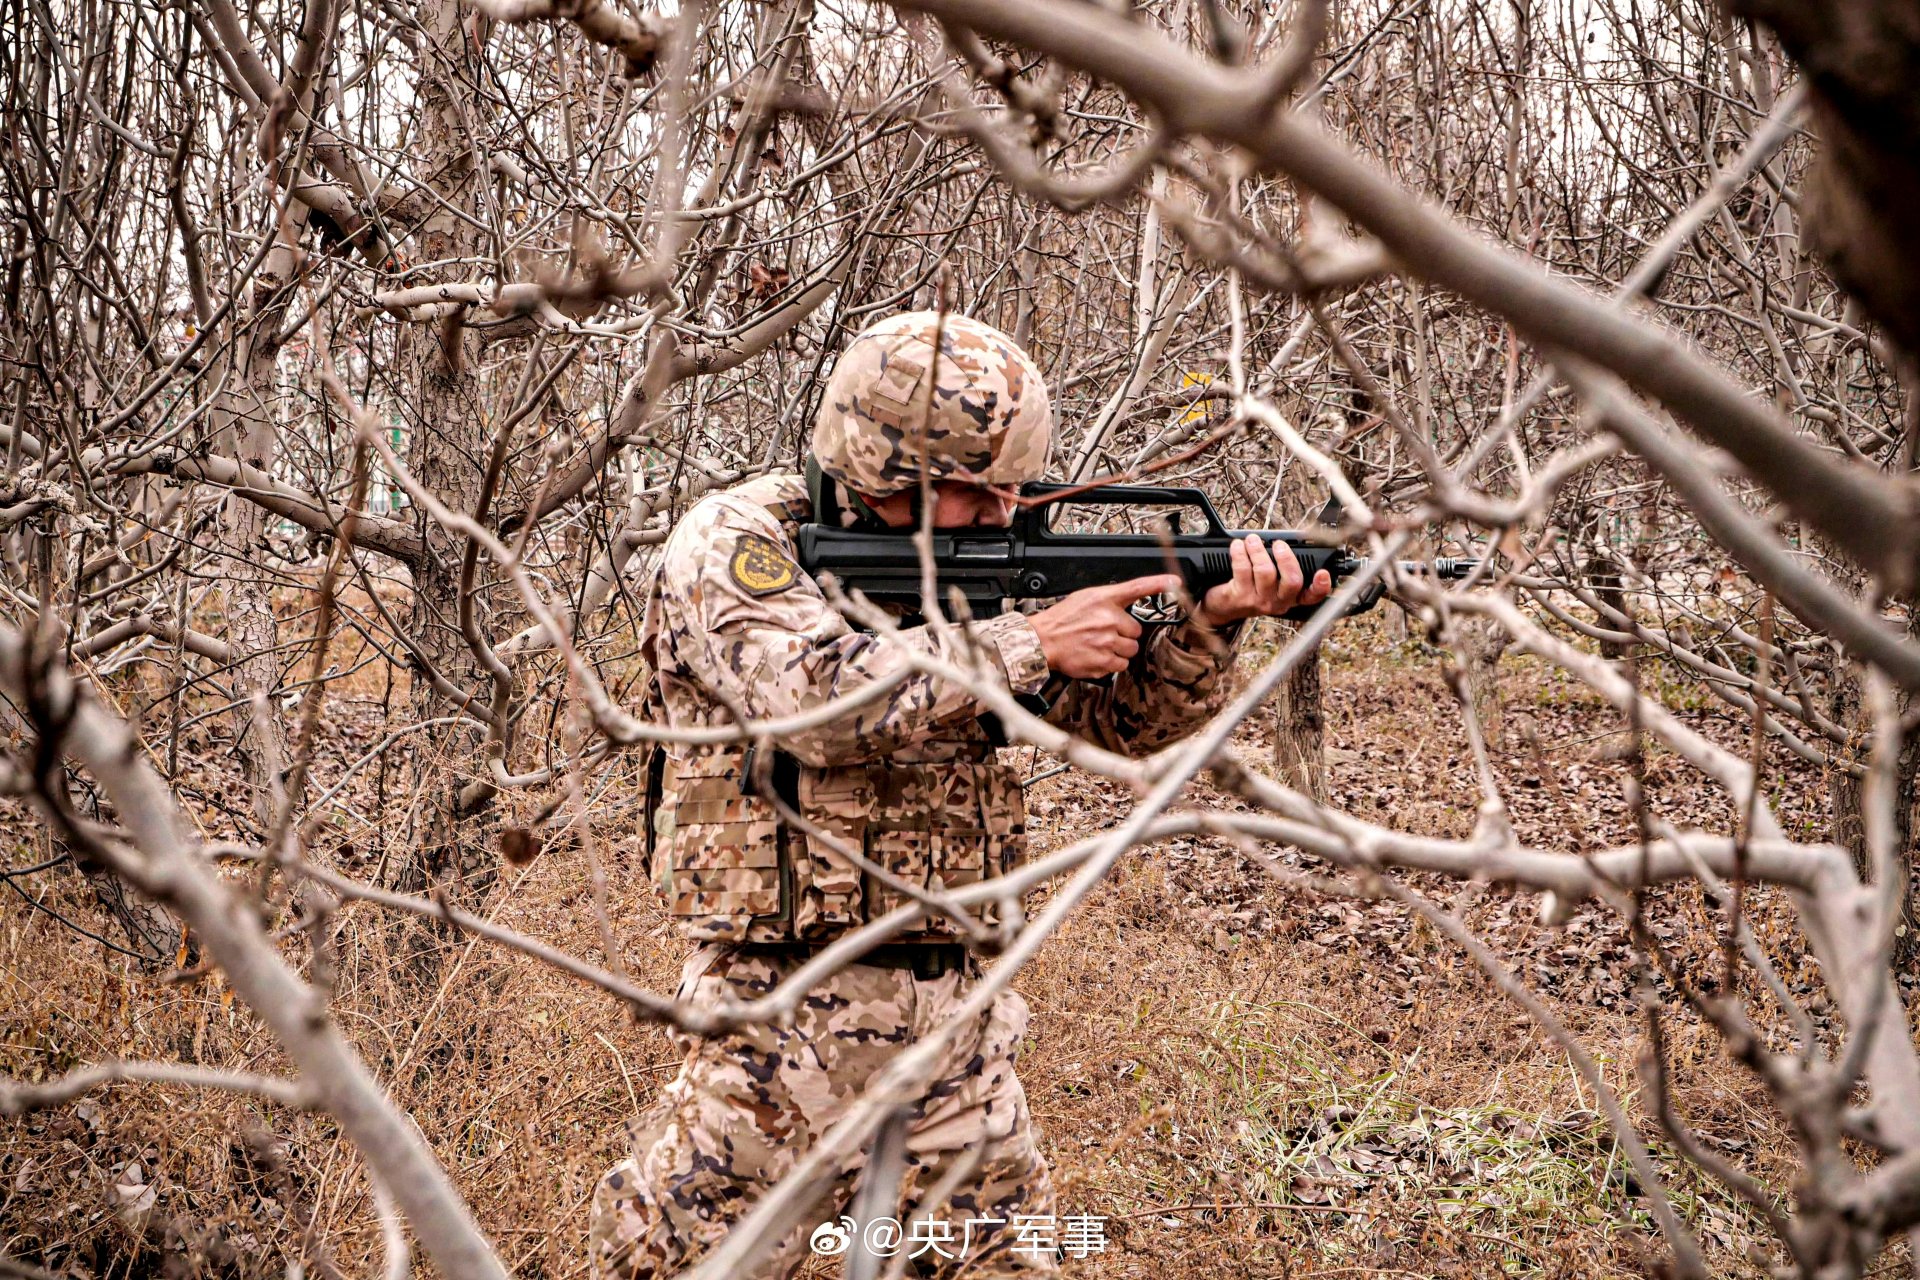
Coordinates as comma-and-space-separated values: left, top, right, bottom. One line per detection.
1046, 617, 1241, 755
703, 613, 1049, 767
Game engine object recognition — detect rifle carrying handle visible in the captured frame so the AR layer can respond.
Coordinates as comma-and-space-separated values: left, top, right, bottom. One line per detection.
1018, 482, 1231, 539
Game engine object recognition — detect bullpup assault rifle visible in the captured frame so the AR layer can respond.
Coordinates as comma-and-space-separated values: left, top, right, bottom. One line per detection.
795, 480, 1478, 622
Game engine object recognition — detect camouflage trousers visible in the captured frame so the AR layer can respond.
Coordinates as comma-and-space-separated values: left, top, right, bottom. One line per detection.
588, 945, 1058, 1279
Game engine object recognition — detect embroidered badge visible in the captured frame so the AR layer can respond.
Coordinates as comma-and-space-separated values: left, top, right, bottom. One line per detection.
729, 533, 797, 596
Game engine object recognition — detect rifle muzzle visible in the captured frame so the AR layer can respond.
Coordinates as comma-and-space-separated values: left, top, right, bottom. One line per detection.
1369, 557, 1480, 581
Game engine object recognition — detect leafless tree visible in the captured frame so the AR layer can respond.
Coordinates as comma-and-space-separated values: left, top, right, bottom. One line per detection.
6, 0, 1920, 1276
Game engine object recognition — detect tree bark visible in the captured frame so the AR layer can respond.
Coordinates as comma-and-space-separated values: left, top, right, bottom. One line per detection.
1272, 422, 1331, 801
1586, 556, 1630, 661
1272, 643, 1325, 801
1728, 0, 1920, 363
210, 232, 305, 830
1829, 634, 1920, 967
387, 0, 502, 943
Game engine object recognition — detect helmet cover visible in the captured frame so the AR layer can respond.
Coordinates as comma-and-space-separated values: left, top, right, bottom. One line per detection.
812, 310, 1052, 497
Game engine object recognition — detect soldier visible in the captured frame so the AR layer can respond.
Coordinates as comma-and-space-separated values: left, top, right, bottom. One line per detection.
589, 310, 1331, 1278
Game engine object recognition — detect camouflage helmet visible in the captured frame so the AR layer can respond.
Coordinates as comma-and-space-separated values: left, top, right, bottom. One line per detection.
812, 311, 1052, 497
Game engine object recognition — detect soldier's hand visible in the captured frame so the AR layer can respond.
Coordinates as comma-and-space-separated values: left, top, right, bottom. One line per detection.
1192, 534, 1333, 627
1028, 575, 1182, 679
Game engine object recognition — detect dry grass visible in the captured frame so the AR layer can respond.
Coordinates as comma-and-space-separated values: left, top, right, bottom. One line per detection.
0, 613, 1856, 1277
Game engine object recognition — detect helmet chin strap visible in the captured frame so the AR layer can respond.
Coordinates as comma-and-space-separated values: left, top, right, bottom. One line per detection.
804, 453, 903, 530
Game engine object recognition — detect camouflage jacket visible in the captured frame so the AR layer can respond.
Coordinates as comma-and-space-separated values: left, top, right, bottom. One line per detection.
637, 472, 1241, 944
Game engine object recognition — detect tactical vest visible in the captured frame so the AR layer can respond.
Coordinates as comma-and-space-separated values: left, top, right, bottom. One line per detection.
643, 487, 1028, 945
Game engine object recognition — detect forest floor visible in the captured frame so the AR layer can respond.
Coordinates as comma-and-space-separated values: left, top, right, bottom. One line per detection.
0, 610, 1876, 1278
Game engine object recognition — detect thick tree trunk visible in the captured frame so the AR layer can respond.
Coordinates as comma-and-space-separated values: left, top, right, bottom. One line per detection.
1586, 556, 1630, 660
1730, 0, 1920, 362
1273, 426, 1332, 800
385, 0, 503, 951
1823, 470, 1920, 966
203, 0, 344, 833
213, 233, 305, 831
1272, 644, 1326, 802
1829, 647, 1920, 968
1459, 616, 1509, 750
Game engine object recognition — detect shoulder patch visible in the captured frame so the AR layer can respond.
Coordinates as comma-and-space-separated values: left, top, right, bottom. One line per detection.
728, 533, 798, 597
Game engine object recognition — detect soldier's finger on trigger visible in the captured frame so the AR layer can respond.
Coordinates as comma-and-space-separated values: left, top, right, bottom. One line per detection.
1105, 574, 1180, 602
1117, 610, 1143, 639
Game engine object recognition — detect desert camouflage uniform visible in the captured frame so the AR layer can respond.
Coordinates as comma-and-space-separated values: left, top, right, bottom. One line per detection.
589, 315, 1242, 1279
